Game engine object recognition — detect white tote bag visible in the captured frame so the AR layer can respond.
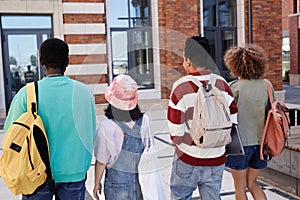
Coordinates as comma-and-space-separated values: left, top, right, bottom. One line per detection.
138, 120, 166, 200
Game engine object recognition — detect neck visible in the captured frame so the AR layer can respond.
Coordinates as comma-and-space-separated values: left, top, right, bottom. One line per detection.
188, 65, 202, 73
47, 73, 64, 77
45, 67, 65, 77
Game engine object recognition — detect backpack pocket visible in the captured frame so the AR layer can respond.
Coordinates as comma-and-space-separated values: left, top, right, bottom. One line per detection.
195, 123, 232, 148
26, 163, 47, 182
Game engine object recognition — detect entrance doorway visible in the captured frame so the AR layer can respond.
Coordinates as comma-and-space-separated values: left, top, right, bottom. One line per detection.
203, 0, 237, 81
1, 15, 52, 111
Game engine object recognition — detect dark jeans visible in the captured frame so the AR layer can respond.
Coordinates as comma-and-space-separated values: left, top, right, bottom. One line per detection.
22, 179, 86, 200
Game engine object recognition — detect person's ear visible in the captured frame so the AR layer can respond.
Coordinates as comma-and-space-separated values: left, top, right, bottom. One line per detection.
65, 57, 69, 67
43, 65, 47, 73
185, 58, 192, 67
40, 58, 44, 65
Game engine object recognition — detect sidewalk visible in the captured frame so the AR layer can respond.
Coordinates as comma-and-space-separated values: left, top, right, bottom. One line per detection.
1, 139, 299, 200
84, 129, 300, 200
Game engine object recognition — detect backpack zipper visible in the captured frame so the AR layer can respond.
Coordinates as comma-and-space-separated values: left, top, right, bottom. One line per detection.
204, 126, 232, 132
13, 122, 30, 130
26, 136, 35, 170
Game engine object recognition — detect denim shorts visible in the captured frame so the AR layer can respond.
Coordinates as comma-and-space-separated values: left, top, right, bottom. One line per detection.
225, 145, 267, 170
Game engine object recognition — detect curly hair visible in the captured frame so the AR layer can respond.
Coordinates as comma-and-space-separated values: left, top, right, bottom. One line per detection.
224, 45, 267, 79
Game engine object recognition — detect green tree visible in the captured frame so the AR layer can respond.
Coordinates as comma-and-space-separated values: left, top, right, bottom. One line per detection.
30, 55, 37, 66
9, 56, 17, 65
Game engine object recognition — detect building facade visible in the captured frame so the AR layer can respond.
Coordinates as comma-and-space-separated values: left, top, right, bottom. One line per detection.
0, 0, 283, 117
284, 0, 300, 86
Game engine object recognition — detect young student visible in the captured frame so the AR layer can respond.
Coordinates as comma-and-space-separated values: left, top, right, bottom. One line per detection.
93, 74, 155, 200
224, 45, 270, 200
4, 38, 96, 200
167, 35, 238, 199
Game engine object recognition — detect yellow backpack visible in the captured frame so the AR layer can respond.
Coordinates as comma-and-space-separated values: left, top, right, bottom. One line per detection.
0, 82, 53, 195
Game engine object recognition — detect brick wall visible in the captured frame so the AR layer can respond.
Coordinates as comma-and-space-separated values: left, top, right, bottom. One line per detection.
60, 1, 284, 103
289, 15, 300, 74
62, 0, 107, 103
158, 0, 200, 99
282, 0, 295, 30
158, 0, 283, 95
245, 0, 283, 90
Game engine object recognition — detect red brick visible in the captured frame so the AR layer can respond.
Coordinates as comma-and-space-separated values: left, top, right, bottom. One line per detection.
64, 34, 106, 44
69, 54, 107, 65
69, 74, 106, 84
63, 14, 104, 24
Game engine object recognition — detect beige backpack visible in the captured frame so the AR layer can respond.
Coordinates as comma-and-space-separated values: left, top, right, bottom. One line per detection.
186, 75, 233, 148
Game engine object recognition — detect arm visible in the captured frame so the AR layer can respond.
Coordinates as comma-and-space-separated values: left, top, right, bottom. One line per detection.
93, 161, 106, 200
167, 80, 190, 145
4, 87, 27, 132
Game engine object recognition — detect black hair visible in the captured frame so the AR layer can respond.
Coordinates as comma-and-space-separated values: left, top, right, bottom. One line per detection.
184, 35, 212, 69
40, 38, 69, 69
104, 104, 144, 122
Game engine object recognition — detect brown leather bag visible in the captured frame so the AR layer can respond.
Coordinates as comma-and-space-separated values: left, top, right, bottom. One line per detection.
260, 79, 290, 160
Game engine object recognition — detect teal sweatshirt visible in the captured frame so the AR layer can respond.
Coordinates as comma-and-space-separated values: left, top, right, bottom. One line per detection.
4, 76, 96, 183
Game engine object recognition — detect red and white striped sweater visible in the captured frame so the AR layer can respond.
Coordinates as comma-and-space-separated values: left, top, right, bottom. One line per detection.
167, 70, 238, 166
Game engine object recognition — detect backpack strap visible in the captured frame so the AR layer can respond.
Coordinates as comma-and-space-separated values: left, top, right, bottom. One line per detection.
26, 82, 61, 200
228, 79, 238, 87
26, 82, 38, 117
263, 79, 275, 103
186, 75, 202, 86
186, 74, 218, 92
185, 75, 199, 128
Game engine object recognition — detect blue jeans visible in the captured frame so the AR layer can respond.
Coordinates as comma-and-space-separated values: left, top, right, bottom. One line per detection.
22, 179, 86, 200
170, 155, 225, 200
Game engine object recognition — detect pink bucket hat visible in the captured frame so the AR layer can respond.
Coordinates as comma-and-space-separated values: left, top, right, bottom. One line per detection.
105, 74, 138, 110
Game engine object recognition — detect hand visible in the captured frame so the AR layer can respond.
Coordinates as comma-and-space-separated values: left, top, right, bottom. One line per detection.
93, 182, 102, 200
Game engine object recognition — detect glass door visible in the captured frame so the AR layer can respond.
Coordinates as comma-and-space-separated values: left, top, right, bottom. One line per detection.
7, 34, 38, 92
1, 15, 52, 111
203, 0, 237, 81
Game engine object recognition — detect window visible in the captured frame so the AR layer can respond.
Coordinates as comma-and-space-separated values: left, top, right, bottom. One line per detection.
203, 0, 237, 81
282, 37, 290, 81
108, 0, 154, 89
1, 15, 52, 29
1, 15, 52, 111
109, 0, 150, 28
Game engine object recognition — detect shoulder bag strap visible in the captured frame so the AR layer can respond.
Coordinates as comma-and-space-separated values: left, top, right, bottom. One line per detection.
26, 82, 38, 117
263, 79, 274, 103
27, 82, 61, 200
